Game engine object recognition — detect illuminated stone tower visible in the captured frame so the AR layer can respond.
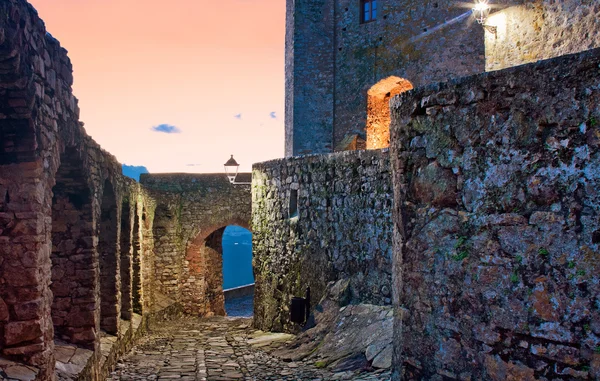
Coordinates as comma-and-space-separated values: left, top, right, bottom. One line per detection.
285, 0, 486, 157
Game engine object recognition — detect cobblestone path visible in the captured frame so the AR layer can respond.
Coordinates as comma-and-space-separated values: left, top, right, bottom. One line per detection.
107, 317, 391, 381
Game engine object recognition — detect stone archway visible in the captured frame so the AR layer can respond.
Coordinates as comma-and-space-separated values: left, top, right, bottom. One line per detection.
98, 180, 120, 335
181, 219, 251, 316
141, 173, 252, 317
50, 147, 96, 348
366, 76, 413, 149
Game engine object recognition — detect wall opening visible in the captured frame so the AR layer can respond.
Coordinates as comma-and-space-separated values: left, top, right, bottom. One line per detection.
222, 225, 254, 317
181, 222, 253, 317
120, 199, 133, 320
98, 180, 120, 334
50, 147, 96, 348
289, 189, 299, 218
132, 207, 143, 314
365, 76, 413, 149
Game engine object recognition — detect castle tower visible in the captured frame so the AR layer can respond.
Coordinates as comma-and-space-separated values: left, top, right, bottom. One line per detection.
285, 0, 486, 157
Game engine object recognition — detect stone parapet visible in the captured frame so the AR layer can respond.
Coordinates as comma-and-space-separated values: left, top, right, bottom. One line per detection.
389, 47, 600, 380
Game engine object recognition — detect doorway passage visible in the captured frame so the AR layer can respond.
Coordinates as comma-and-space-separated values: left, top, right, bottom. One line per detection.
222, 225, 254, 317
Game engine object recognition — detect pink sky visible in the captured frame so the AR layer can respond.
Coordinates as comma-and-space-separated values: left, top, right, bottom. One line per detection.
28, 0, 286, 173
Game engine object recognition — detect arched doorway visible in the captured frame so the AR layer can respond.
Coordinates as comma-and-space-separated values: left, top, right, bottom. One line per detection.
222, 225, 254, 317
181, 221, 252, 317
366, 76, 413, 149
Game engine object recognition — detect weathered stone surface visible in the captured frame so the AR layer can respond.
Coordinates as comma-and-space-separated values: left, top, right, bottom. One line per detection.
390, 47, 600, 380
285, 0, 486, 156
275, 281, 393, 374
140, 173, 251, 317
4, 321, 43, 346
108, 316, 391, 381
0, 298, 9, 321
485, 2, 600, 71
372, 345, 392, 369
252, 150, 392, 332
411, 161, 457, 207
287, 0, 599, 157
4, 364, 38, 380
0, 0, 162, 378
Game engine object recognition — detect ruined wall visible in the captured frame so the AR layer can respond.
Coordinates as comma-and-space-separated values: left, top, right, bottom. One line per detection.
252, 149, 393, 332
389, 48, 600, 380
0, 1, 160, 379
140, 174, 251, 316
285, 0, 485, 156
485, 1, 600, 71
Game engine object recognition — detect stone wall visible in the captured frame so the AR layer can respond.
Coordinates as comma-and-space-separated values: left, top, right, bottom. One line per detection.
252, 149, 393, 332
0, 1, 253, 379
485, 0, 600, 71
140, 173, 251, 316
331, 0, 485, 150
285, 0, 485, 156
389, 48, 600, 380
0, 1, 160, 379
287, 0, 600, 157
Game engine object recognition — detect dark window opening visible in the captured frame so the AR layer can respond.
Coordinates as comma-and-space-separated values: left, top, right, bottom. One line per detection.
361, 0, 377, 23
289, 189, 299, 218
1, 190, 9, 211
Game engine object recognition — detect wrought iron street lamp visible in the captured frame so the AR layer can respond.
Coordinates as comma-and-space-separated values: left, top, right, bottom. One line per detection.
224, 155, 251, 184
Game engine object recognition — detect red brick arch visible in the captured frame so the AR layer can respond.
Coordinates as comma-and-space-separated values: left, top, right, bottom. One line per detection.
181, 219, 252, 316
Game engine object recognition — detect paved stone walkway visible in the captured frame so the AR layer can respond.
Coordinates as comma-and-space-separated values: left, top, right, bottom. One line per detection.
107, 317, 391, 381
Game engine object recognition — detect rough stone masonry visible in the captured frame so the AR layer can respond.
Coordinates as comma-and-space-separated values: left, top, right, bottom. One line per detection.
390, 47, 600, 380
252, 149, 393, 333
286, 0, 600, 157
1, 0, 600, 379
0, 1, 252, 380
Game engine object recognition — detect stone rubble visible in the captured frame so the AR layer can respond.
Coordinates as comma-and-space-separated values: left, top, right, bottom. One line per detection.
107, 316, 391, 381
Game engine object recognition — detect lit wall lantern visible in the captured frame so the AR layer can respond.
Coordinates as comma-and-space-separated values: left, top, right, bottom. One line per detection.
224, 155, 251, 185
473, 0, 497, 34
472, 0, 490, 25
224, 155, 240, 183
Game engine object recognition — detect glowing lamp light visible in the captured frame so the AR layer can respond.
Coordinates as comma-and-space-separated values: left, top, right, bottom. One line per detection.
473, 0, 490, 24
224, 155, 240, 184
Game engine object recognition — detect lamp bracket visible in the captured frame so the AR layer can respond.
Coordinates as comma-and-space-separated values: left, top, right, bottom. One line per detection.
483, 24, 497, 35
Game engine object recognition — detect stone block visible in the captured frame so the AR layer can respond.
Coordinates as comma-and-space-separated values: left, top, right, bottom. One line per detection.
0, 297, 9, 321
4, 320, 43, 346
13, 298, 43, 320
